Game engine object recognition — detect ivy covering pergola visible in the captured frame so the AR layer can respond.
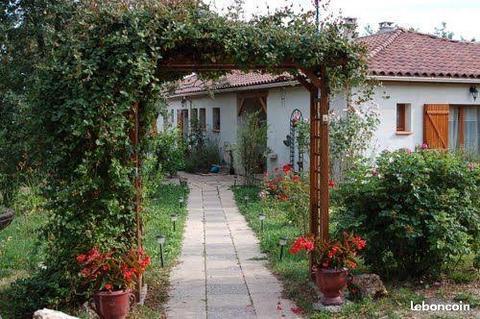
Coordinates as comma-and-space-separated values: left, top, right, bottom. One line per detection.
21, 0, 368, 311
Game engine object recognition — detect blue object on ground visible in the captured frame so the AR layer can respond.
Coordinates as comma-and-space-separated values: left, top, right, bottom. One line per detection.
210, 165, 220, 173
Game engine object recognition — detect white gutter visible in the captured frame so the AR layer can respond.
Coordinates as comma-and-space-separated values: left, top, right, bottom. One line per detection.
370, 75, 480, 84
168, 76, 480, 99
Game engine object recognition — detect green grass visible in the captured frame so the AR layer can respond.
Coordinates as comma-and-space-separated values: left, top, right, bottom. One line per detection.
232, 186, 432, 319
0, 186, 45, 287
128, 182, 188, 318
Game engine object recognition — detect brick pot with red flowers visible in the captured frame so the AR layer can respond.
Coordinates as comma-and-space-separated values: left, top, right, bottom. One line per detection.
76, 247, 151, 319
290, 232, 366, 305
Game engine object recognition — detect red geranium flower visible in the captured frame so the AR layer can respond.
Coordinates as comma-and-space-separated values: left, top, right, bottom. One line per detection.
289, 236, 315, 254
282, 164, 293, 174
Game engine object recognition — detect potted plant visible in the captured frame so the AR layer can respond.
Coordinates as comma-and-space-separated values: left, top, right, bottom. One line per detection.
76, 246, 151, 319
290, 232, 366, 305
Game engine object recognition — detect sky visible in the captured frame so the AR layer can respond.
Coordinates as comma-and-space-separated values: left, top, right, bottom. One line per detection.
208, 0, 480, 40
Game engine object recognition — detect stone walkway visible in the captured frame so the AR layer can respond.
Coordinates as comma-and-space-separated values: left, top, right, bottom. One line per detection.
166, 174, 300, 319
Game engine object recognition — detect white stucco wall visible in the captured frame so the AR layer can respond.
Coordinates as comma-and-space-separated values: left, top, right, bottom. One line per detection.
370, 81, 479, 154
160, 93, 238, 164
159, 80, 480, 173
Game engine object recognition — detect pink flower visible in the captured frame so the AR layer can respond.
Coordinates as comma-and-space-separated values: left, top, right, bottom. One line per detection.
421, 143, 429, 150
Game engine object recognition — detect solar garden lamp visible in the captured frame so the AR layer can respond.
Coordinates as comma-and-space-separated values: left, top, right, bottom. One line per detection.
259, 213, 266, 233
234, 175, 238, 187
156, 234, 166, 268
178, 197, 184, 204
279, 236, 288, 260
171, 213, 178, 232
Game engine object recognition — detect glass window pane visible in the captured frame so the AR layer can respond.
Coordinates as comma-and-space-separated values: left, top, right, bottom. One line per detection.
449, 106, 459, 151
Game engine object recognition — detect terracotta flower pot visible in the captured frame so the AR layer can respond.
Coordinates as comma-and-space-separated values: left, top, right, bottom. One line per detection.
315, 268, 349, 305
92, 290, 134, 319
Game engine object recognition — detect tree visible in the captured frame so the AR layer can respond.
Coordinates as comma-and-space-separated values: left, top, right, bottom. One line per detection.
434, 22, 454, 39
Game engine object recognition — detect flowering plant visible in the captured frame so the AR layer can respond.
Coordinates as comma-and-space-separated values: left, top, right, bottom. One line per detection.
290, 232, 366, 270
261, 164, 294, 201
76, 247, 151, 292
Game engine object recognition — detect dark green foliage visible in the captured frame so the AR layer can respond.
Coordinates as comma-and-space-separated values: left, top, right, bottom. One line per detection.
334, 149, 480, 279
154, 128, 186, 176
184, 139, 221, 173
183, 117, 221, 173
235, 111, 268, 185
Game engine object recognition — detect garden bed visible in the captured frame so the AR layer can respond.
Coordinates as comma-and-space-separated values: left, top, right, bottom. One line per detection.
232, 186, 480, 319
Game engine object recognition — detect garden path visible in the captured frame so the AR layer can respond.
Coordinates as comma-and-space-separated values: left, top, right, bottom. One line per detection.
166, 173, 300, 319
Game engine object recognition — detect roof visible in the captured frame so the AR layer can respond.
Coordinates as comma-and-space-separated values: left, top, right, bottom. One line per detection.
173, 71, 292, 95
173, 29, 480, 96
358, 29, 480, 78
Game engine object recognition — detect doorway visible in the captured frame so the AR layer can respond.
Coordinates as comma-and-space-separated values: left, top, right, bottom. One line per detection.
237, 92, 268, 173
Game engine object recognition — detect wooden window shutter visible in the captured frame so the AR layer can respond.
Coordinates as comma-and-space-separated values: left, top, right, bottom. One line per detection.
424, 104, 449, 149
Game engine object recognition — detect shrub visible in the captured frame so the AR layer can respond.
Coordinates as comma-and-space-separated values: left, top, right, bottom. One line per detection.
154, 127, 185, 176
261, 164, 310, 233
184, 139, 221, 173
334, 148, 480, 279
235, 111, 268, 185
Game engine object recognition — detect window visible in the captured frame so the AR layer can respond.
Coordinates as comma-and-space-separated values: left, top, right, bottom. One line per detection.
213, 107, 221, 132
449, 105, 480, 154
199, 108, 206, 130
396, 103, 411, 134
191, 108, 198, 125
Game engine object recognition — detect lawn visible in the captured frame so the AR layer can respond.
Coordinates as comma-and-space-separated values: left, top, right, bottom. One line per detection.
232, 185, 480, 319
0, 181, 188, 318
0, 186, 45, 290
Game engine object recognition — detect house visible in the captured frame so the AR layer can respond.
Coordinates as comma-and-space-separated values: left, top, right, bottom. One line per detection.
158, 24, 480, 173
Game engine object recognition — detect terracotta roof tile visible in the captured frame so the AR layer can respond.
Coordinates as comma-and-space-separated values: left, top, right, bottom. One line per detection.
173, 70, 291, 95
360, 29, 480, 78
173, 29, 480, 95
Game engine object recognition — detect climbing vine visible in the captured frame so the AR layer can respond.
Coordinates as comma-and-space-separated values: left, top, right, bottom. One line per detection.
5, 0, 370, 314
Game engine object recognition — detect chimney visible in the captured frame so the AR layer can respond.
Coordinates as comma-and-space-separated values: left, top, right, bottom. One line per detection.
378, 21, 396, 33
343, 17, 358, 39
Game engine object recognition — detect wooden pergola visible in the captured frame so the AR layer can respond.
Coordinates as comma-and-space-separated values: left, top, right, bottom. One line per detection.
131, 59, 332, 297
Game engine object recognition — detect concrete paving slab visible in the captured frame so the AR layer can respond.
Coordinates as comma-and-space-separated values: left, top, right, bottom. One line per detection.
167, 173, 300, 319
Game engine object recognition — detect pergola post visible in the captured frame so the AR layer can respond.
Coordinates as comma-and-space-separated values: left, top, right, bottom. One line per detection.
306, 68, 330, 279
130, 101, 143, 302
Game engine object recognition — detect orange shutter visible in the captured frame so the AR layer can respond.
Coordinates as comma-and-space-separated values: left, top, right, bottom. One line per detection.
424, 104, 449, 149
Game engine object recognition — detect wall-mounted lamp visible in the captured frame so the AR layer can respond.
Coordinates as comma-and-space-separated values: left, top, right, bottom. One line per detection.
281, 87, 287, 108
470, 86, 478, 101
